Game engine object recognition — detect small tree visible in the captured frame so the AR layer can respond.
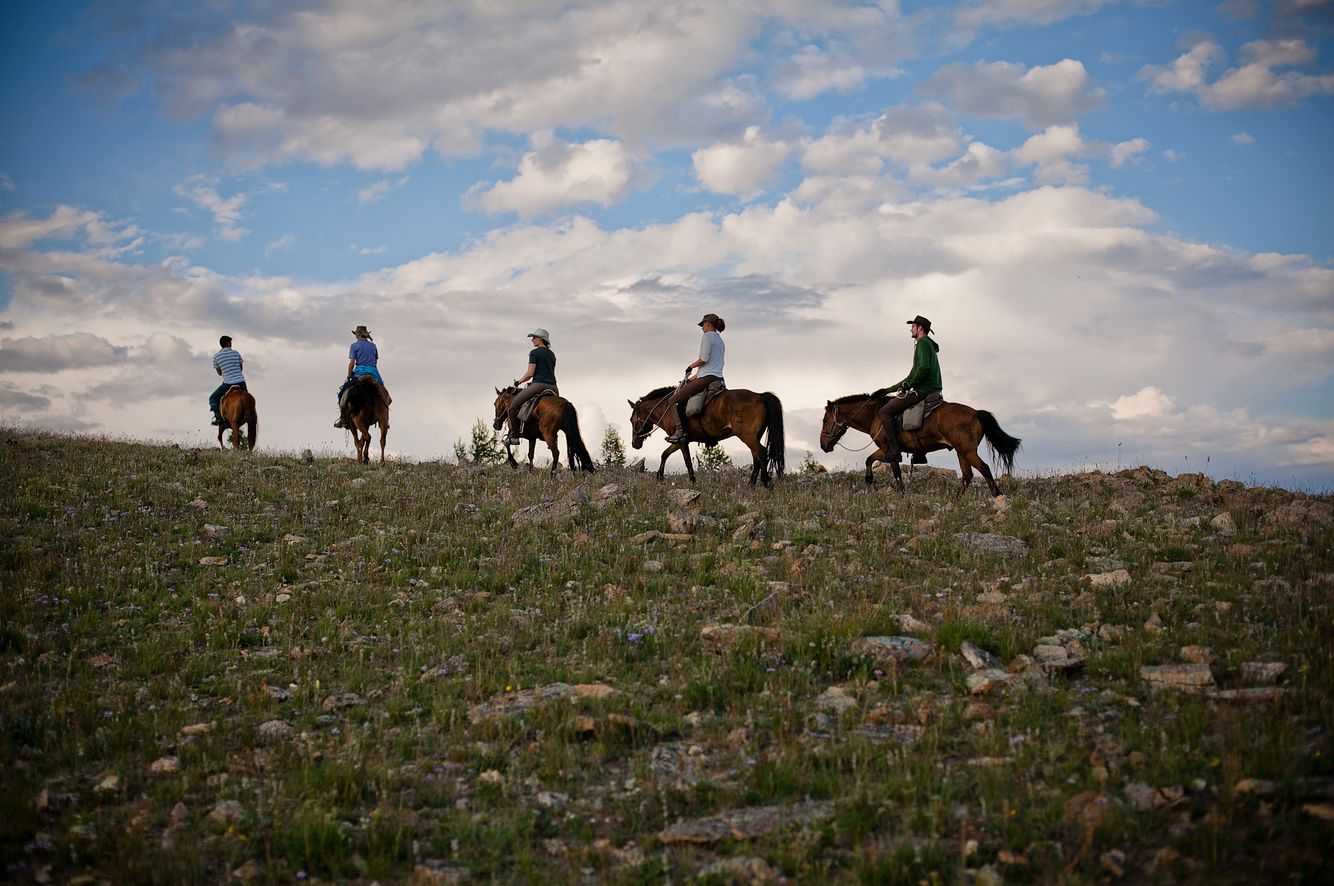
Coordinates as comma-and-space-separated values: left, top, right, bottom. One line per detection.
695, 443, 734, 472
799, 450, 826, 474
453, 419, 506, 465
600, 426, 626, 467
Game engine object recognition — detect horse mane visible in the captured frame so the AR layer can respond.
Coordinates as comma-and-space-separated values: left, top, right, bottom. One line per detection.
830, 390, 888, 406
641, 385, 676, 401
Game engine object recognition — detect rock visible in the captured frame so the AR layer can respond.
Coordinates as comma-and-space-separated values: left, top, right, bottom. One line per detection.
701, 623, 780, 653
200, 524, 230, 538
1140, 664, 1214, 693
952, 533, 1028, 556
976, 590, 1008, 605
815, 687, 858, 714
275, 593, 292, 603
149, 756, 181, 774
1124, 782, 1186, 810
198, 556, 229, 567
1063, 791, 1113, 830
208, 800, 245, 824
478, 770, 503, 786
231, 859, 261, 880
512, 496, 583, 526
966, 669, 1011, 695
1301, 802, 1334, 822
281, 533, 306, 545
1234, 778, 1276, 797
697, 857, 780, 882
852, 724, 924, 745
94, 774, 120, 793
1211, 687, 1287, 703
1210, 512, 1238, 535
322, 692, 365, 711
659, 800, 834, 844
667, 489, 701, 507
960, 642, 1001, 671
1086, 569, 1132, 587
629, 531, 659, 543
1099, 624, 1129, 642
643, 560, 664, 572
1178, 645, 1217, 664
257, 719, 295, 741
1031, 644, 1068, 663
573, 682, 620, 700
421, 655, 470, 679
536, 791, 569, 809
468, 683, 575, 723
412, 862, 471, 884
850, 636, 935, 665
892, 613, 931, 633
669, 511, 717, 533
1143, 612, 1164, 633
1240, 662, 1286, 684
179, 722, 213, 736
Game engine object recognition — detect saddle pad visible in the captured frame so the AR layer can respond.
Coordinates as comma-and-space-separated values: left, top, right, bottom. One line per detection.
517, 388, 556, 423
901, 392, 944, 432
686, 381, 726, 418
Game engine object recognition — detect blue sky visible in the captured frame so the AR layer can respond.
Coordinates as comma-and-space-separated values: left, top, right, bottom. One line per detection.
1, 0, 1331, 488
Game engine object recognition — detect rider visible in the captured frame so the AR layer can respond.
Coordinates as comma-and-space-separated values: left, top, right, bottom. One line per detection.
335, 325, 391, 428
665, 313, 725, 444
876, 314, 941, 463
209, 335, 246, 426
505, 328, 557, 445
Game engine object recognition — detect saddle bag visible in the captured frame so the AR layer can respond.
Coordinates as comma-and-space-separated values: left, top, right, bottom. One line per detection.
901, 391, 944, 432
686, 380, 726, 418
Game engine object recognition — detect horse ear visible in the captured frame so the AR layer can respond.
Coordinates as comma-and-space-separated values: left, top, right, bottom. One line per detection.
826, 400, 832, 407
627, 399, 635, 408
495, 387, 502, 395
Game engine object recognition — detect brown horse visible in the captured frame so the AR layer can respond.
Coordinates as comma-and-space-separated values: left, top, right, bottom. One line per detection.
216, 386, 257, 451
341, 376, 389, 464
492, 386, 596, 475
819, 391, 1020, 496
628, 383, 784, 487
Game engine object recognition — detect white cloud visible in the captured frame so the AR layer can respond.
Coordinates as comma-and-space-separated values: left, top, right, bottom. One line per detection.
465, 133, 636, 217
265, 233, 297, 255
1140, 38, 1334, 110
0, 333, 128, 372
0, 173, 13, 191
919, 58, 1107, 128
1231, 131, 1255, 144
1109, 137, 1150, 168
1109, 385, 1176, 420
173, 177, 286, 242
955, 0, 1121, 29
693, 127, 795, 196
1012, 124, 1090, 184
772, 44, 886, 102
356, 175, 410, 205
1163, 149, 1185, 162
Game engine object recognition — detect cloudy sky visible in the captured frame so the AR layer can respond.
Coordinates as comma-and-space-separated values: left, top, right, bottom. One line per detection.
1, 0, 1331, 488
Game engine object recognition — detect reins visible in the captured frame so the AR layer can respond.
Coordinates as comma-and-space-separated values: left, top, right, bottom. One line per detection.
634, 383, 682, 441
825, 398, 880, 452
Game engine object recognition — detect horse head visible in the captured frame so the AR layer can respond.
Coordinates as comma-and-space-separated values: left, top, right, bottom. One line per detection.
627, 398, 655, 450
819, 400, 847, 453
492, 386, 514, 430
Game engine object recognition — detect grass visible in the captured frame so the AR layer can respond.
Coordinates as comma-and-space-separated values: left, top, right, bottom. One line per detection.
1, 431, 1331, 882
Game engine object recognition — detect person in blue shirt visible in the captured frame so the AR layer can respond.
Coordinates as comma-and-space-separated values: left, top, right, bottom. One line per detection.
209, 335, 246, 426
335, 325, 391, 428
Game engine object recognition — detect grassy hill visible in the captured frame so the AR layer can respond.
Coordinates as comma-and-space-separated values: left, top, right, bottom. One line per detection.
1, 432, 1331, 883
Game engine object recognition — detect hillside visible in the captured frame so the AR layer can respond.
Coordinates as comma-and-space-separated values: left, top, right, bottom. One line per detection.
2, 432, 1332, 883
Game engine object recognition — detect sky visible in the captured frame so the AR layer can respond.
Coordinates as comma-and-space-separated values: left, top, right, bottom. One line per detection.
1, 0, 1331, 489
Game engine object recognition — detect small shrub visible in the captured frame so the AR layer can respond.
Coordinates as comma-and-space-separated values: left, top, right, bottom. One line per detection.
600, 426, 626, 466
453, 419, 506, 465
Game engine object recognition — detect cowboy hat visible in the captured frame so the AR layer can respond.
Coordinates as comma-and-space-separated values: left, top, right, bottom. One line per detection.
352, 325, 373, 340
527, 328, 551, 344
905, 315, 932, 333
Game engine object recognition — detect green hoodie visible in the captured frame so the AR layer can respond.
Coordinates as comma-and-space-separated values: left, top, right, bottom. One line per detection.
888, 336, 941, 394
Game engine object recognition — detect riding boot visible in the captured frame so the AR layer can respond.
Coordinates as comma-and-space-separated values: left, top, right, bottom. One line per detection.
881, 417, 902, 463
506, 420, 522, 446
665, 403, 691, 443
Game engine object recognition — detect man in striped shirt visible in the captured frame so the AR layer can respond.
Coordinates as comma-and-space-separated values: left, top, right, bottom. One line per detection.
209, 335, 247, 426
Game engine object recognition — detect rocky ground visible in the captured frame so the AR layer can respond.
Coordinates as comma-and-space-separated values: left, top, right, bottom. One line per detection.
1, 432, 1331, 883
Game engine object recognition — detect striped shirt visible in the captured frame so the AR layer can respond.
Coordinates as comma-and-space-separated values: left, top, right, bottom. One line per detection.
212, 348, 245, 384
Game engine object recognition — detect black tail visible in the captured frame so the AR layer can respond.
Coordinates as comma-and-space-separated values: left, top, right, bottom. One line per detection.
761, 392, 785, 478
561, 403, 596, 473
248, 409, 258, 451
976, 410, 1021, 474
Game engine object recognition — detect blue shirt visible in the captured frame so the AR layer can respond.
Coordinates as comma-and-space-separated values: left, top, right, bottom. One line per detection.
349, 339, 378, 366
213, 348, 245, 384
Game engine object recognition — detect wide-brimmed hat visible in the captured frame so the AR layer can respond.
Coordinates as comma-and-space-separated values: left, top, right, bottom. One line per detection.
698, 313, 725, 331
527, 328, 551, 344
352, 325, 373, 340
906, 315, 932, 334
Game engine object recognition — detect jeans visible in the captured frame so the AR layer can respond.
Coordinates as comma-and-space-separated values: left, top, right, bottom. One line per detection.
210, 381, 247, 417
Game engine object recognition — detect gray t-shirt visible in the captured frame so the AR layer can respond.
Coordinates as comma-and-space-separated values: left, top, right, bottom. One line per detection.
697, 331, 724, 379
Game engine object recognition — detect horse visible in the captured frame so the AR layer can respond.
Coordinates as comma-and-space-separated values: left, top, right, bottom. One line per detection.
216, 386, 257, 451
819, 390, 1020, 496
341, 376, 389, 464
492, 386, 596, 475
628, 383, 784, 487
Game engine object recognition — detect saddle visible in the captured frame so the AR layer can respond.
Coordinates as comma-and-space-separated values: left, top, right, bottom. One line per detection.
900, 391, 944, 432
516, 388, 556, 424
685, 380, 726, 418
339, 376, 386, 412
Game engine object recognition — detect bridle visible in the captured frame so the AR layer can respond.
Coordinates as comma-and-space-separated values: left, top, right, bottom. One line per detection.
822, 398, 878, 452
632, 386, 679, 444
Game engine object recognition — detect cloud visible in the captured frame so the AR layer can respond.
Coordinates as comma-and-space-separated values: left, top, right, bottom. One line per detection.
1109, 137, 1150, 168
173, 177, 286, 242
1140, 38, 1334, 109
1109, 385, 1176, 420
919, 58, 1107, 129
356, 175, 410, 205
265, 233, 297, 254
0, 386, 51, 412
771, 44, 892, 102
0, 173, 13, 192
955, 0, 1121, 29
0, 333, 128, 372
1231, 131, 1255, 144
693, 127, 795, 196
466, 134, 637, 217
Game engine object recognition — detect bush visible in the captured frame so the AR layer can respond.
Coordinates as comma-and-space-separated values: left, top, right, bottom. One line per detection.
600, 426, 626, 467
453, 419, 506, 465
695, 444, 734, 472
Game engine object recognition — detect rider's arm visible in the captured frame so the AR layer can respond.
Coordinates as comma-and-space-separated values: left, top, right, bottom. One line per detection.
515, 363, 536, 385
346, 358, 355, 379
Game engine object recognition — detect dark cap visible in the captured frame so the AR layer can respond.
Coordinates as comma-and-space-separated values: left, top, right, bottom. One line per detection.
906, 315, 932, 334
698, 313, 726, 332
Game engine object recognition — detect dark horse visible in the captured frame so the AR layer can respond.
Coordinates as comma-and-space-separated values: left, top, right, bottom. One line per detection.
341, 376, 389, 464
820, 391, 1020, 496
217, 386, 257, 451
628, 383, 785, 487
492, 386, 596, 475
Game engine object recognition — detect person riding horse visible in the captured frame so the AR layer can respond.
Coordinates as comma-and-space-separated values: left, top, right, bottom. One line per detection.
208, 335, 246, 427
335, 325, 391, 428
505, 328, 557, 446
665, 313, 725, 444
877, 314, 941, 464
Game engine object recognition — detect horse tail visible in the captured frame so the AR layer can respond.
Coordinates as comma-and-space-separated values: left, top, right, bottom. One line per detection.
561, 402, 596, 472
247, 397, 257, 451
761, 392, 785, 478
976, 410, 1021, 474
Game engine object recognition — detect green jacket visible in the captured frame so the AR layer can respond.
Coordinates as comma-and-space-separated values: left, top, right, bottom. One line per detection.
888, 337, 941, 394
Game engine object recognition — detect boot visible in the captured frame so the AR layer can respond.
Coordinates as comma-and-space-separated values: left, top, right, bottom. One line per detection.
880, 416, 901, 463
665, 403, 690, 443
505, 420, 522, 446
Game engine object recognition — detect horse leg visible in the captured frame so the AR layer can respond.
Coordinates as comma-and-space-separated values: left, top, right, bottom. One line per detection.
217, 423, 226, 450
656, 444, 677, 481
863, 450, 885, 486
680, 444, 696, 483
967, 449, 1001, 497
745, 435, 766, 487
379, 424, 387, 464
890, 460, 905, 494
527, 438, 536, 472
955, 449, 975, 496
548, 430, 560, 477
